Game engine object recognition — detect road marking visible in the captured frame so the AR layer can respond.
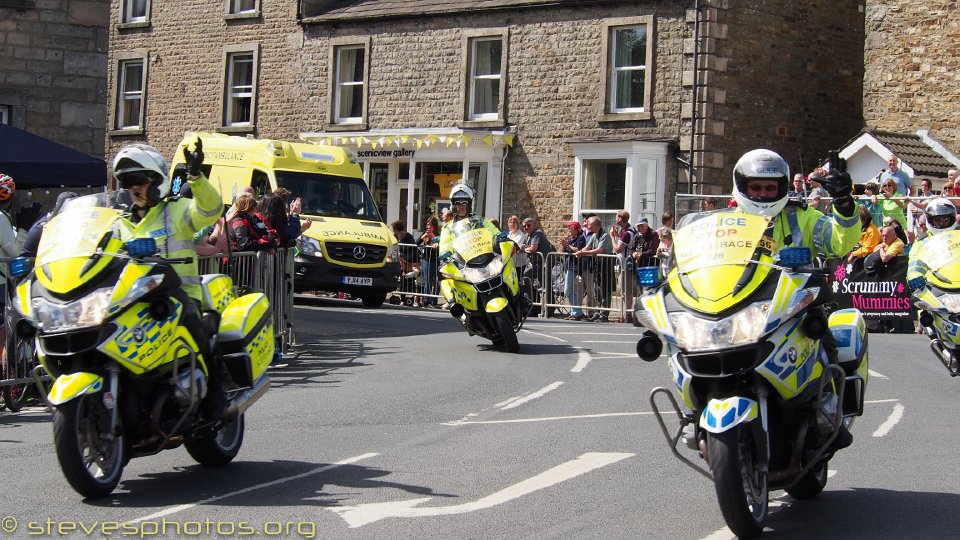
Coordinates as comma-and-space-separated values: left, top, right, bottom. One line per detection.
828, 469, 837, 478
865, 398, 900, 404
499, 382, 564, 410
444, 411, 654, 426
128, 453, 378, 523
868, 369, 888, 379
328, 452, 635, 528
520, 329, 567, 342
571, 349, 592, 372
699, 499, 787, 539
592, 352, 641, 358
872, 403, 905, 437
582, 340, 639, 344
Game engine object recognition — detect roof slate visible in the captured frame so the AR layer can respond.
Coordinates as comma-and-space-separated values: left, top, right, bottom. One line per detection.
868, 130, 955, 178
301, 0, 585, 21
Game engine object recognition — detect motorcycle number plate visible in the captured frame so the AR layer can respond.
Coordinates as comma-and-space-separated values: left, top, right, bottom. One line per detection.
343, 276, 373, 286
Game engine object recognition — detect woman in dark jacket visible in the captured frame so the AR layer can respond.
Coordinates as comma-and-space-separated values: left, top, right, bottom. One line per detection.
229, 193, 276, 253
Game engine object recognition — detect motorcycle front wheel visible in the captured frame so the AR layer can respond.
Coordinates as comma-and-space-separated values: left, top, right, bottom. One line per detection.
494, 312, 520, 353
185, 413, 245, 466
708, 426, 768, 539
53, 393, 126, 498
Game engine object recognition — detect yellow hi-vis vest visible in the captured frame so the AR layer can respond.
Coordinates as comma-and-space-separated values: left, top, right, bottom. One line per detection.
120, 174, 222, 302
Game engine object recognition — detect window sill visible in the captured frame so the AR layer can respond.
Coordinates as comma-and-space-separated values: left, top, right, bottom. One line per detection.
108, 128, 144, 137
459, 119, 503, 129
217, 124, 256, 134
598, 111, 652, 123
224, 11, 261, 21
324, 121, 367, 132
117, 21, 151, 30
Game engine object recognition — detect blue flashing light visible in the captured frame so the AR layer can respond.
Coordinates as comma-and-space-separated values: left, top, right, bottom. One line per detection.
8, 256, 32, 278
777, 247, 812, 268
637, 266, 662, 287
125, 238, 158, 258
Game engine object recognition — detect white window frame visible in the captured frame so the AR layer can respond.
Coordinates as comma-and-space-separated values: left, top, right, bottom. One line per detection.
0, 105, 10, 125
468, 37, 502, 121
334, 45, 365, 125
221, 44, 259, 131
225, 0, 260, 18
115, 57, 146, 130
120, 0, 151, 26
599, 16, 654, 122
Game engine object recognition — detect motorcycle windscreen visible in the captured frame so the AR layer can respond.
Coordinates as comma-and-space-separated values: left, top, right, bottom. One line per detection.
451, 225, 494, 262
668, 211, 774, 314
917, 230, 960, 288
35, 192, 126, 295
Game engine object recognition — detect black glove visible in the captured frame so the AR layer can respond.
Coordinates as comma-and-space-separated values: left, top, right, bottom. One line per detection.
183, 138, 204, 177
821, 150, 853, 200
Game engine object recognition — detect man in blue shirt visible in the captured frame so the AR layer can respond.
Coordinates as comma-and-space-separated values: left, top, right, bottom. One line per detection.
881, 154, 912, 196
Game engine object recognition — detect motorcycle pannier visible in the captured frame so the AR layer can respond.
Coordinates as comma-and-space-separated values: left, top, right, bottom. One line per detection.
218, 293, 274, 388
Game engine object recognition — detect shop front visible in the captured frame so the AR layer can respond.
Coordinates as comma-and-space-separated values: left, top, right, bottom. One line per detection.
300, 128, 513, 234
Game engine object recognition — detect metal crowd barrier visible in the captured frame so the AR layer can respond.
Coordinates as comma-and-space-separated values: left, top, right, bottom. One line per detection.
541, 252, 626, 321
389, 242, 443, 307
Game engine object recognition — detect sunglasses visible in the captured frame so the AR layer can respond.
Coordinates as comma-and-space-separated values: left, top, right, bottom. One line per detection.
453, 201, 469, 207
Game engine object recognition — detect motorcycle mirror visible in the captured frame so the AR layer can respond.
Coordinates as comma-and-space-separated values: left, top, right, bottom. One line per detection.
636, 331, 663, 361
126, 238, 158, 258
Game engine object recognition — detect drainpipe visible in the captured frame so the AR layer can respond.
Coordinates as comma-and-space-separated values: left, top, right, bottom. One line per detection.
688, 0, 702, 194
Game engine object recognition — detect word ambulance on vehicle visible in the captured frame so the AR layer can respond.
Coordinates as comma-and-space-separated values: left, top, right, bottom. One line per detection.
170, 132, 399, 307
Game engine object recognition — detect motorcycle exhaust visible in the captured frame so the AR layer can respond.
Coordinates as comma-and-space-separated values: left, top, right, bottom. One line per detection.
225, 374, 271, 420
636, 331, 663, 361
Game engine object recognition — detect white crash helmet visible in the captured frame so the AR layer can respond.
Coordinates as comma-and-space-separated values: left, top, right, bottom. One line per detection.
925, 197, 957, 235
112, 144, 171, 204
449, 183, 475, 213
732, 149, 790, 218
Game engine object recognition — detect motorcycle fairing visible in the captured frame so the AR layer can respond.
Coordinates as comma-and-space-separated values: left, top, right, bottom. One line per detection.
755, 318, 822, 399
699, 396, 758, 433
669, 213, 776, 315
669, 355, 695, 410
917, 230, 960, 289
933, 314, 960, 345
98, 299, 188, 374
485, 297, 508, 313
639, 290, 677, 345
441, 279, 479, 310
47, 372, 103, 405
15, 279, 31, 317
35, 207, 125, 296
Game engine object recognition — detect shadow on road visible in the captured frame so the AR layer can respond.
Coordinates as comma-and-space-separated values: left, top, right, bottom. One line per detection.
89, 460, 457, 508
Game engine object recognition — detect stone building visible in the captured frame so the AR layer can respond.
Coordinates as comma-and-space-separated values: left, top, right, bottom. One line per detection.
0, 0, 109, 159
105, 0, 865, 232
863, 0, 960, 157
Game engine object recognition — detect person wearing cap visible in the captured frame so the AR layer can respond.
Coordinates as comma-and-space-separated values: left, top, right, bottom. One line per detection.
632, 216, 659, 268
807, 170, 831, 213
558, 220, 587, 320
521, 216, 555, 316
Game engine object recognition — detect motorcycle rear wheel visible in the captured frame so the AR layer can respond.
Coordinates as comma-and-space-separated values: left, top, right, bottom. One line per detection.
53, 393, 126, 498
494, 312, 520, 353
708, 427, 768, 539
185, 414, 245, 466
3, 338, 38, 412
785, 459, 828, 499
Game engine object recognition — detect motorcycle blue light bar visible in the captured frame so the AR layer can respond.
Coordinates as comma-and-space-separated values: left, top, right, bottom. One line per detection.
637, 266, 661, 287
126, 238, 158, 258
8, 256, 32, 278
777, 246, 812, 267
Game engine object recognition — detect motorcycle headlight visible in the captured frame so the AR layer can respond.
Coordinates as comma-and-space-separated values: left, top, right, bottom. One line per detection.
298, 236, 323, 258
938, 293, 960, 312
33, 287, 114, 333
461, 256, 505, 284
670, 301, 770, 352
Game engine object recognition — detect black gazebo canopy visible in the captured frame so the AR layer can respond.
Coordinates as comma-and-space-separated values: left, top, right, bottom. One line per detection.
0, 124, 106, 188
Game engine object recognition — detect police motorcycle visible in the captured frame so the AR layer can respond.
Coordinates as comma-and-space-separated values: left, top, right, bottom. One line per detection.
439, 220, 528, 353
635, 211, 869, 538
9, 191, 273, 498
910, 199, 960, 376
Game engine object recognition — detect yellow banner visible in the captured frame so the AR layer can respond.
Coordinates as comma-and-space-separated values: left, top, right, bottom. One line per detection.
674, 213, 769, 271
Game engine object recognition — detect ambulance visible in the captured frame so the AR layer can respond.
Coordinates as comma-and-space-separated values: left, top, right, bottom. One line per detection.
171, 132, 399, 307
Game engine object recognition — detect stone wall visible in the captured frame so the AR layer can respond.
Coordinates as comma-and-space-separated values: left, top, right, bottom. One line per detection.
0, 0, 109, 158
863, 0, 960, 153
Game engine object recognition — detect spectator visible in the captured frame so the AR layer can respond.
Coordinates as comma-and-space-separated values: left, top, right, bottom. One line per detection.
632, 217, 659, 267
660, 210, 675, 232
864, 226, 904, 274
392, 219, 419, 305
701, 198, 716, 211
274, 187, 313, 238
576, 216, 613, 322
441, 208, 453, 224
948, 169, 959, 185
788, 173, 807, 199
881, 154, 912, 196
521, 217, 555, 316
558, 220, 587, 320
656, 228, 675, 278
609, 210, 636, 322
885, 216, 909, 246
579, 213, 597, 312
229, 193, 277, 253
807, 171, 831, 213
505, 215, 529, 276
257, 192, 297, 247
858, 181, 884, 227
878, 178, 907, 230
417, 216, 441, 306
846, 206, 881, 264
904, 178, 935, 240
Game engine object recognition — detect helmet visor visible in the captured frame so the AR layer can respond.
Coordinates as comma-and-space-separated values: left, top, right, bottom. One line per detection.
739, 177, 787, 203
929, 213, 956, 229
118, 171, 157, 189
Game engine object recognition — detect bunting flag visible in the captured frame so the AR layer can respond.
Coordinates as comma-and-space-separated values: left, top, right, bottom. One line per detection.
310, 133, 515, 149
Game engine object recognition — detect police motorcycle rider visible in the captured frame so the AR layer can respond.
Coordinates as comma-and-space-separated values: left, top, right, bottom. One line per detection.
729, 148, 861, 447
112, 139, 226, 419
906, 197, 957, 336
438, 183, 501, 260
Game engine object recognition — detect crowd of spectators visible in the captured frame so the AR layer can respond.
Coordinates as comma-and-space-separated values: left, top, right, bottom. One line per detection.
193, 186, 312, 257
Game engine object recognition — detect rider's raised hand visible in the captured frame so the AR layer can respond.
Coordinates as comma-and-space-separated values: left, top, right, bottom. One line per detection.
822, 150, 853, 199
184, 138, 205, 177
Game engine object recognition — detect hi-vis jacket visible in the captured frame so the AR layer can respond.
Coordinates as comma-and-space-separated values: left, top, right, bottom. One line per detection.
438, 215, 501, 258
741, 203, 860, 259
120, 174, 222, 302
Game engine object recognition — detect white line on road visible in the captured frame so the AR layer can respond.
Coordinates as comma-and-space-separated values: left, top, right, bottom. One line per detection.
443, 411, 654, 426
582, 340, 639, 344
865, 398, 900, 404
519, 329, 567, 342
592, 352, 641, 357
872, 403, 905, 437
828, 469, 837, 478
500, 382, 564, 410
868, 369, 888, 379
329, 452, 635, 528
570, 349, 592, 372
129, 453, 379, 523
